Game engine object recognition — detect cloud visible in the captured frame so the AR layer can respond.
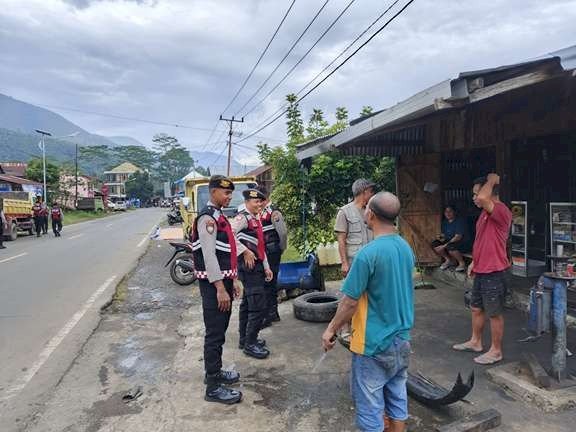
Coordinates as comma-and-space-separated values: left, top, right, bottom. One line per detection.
1, 0, 575, 163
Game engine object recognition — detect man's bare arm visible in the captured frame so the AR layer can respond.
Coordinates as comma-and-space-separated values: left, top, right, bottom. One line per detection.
322, 295, 358, 351
476, 173, 500, 214
337, 232, 349, 273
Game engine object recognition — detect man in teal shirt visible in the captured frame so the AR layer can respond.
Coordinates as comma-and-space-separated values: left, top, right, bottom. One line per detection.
323, 191, 414, 432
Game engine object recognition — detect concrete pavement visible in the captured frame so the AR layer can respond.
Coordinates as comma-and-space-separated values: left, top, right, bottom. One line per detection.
0, 207, 164, 431
21, 239, 576, 432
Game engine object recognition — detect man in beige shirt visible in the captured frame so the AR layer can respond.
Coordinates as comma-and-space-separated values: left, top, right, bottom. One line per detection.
334, 179, 376, 276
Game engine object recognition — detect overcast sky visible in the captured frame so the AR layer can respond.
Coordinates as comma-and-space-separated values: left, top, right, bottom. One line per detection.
1, 0, 575, 165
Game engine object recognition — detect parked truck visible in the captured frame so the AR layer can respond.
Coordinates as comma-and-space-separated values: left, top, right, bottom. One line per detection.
180, 176, 257, 240
0, 191, 34, 241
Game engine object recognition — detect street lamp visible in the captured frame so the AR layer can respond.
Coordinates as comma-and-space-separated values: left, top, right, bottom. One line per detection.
34, 130, 79, 204
35, 129, 52, 204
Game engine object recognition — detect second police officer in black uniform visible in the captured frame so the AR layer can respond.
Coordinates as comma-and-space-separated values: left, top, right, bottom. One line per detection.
191, 175, 243, 405
231, 188, 274, 359
259, 189, 288, 327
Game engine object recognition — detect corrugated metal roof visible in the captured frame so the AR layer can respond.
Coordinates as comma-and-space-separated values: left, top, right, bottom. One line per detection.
0, 174, 42, 186
297, 44, 575, 161
104, 162, 142, 174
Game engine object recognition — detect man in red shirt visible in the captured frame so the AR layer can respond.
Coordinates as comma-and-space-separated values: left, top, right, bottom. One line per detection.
453, 173, 512, 365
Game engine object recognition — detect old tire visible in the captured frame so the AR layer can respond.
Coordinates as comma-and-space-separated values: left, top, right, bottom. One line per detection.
170, 254, 197, 286
293, 292, 341, 323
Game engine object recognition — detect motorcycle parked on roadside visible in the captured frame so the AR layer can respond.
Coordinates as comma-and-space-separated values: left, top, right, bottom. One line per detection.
167, 208, 183, 225
165, 241, 196, 285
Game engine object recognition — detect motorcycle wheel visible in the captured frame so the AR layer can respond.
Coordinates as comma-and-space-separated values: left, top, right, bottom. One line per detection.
168, 218, 175, 226
170, 253, 197, 286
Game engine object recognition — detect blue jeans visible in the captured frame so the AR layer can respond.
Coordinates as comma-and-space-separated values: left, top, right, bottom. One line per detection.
351, 337, 410, 432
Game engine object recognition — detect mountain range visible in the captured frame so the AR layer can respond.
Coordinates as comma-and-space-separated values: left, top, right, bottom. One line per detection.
0, 93, 254, 175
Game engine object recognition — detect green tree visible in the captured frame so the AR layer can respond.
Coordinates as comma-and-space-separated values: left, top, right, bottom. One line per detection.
25, 158, 61, 201
79, 145, 119, 175
125, 171, 154, 203
306, 109, 329, 139
152, 133, 179, 153
153, 134, 193, 184
114, 145, 156, 172
257, 97, 395, 255
286, 94, 305, 144
360, 105, 374, 117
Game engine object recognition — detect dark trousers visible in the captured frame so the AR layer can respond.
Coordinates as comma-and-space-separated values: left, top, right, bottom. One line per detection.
239, 267, 267, 346
0, 222, 4, 246
52, 219, 62, 235
265, 252, 282, 319
200, 279, 234, 376
34, 217, 43, 236
42, 216, 48, 234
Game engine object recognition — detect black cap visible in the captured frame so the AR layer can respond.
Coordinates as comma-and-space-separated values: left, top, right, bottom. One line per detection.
208, 175, 235, 190
242, 188, 266, 200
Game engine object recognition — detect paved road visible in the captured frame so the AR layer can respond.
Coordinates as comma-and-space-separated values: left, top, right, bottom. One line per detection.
0, 208, 164, 431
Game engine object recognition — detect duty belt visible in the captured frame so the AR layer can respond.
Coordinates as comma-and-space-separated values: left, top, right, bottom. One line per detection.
194, 269, 238, 280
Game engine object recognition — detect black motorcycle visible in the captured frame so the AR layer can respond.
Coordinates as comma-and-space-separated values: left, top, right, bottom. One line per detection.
167, 208, 183, 225
165, 242, 196, 285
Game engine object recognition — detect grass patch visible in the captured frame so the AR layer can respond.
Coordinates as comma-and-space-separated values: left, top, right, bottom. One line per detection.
321, 265, 343, 281
64, 210, 111, 225
281, 243, 303, 263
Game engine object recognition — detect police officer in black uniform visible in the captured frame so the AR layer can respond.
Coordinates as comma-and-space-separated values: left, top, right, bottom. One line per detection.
191, 175, 242, 404
259, 190, 288, 327
231, 188, 273, 359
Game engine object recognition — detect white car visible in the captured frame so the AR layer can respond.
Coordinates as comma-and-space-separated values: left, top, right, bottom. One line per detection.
114, 201, 127, 211
106, 201, 116, 210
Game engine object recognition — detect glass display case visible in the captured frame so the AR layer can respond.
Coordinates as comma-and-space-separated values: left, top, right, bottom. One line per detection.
510, 201, 546, 277
549, 202, 576, 272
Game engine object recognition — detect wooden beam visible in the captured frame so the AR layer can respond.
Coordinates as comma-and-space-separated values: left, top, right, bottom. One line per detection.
522, 352, 552, 389
469, 70, 555, 103
437, 409, 502, 432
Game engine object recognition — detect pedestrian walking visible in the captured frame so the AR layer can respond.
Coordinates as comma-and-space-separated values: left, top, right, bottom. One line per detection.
323, 192, 414, 432
259, 190, 287, 327
40, 198, 49, 235
32, 196, 43, 237
0, 204, 7, 249
190, 175, 242, 405
453, 173, 512, 365
51, 202, 63, 237
232, 188, 274, 360
334, 178, 376, 276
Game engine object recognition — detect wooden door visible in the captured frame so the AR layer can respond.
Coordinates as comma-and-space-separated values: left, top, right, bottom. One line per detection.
397, 153, 442, 265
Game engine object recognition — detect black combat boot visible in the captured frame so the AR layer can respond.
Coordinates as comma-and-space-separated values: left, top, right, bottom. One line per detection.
204, 375, 242, 405
243, 343, 270, 359
203, 369, 240, 385
238, 338, 266, 350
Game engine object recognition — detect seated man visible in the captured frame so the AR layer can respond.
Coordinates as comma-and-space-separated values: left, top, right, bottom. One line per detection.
431, 205, 470, 271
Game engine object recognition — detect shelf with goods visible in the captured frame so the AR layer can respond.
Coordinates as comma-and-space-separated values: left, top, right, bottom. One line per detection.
511, 201, 546, 277
549, 202, 576, 272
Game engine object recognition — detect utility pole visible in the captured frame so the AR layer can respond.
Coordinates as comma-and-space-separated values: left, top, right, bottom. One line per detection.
35, 129, 52, 204
75, 143, 79, 209
219, 115, 244, 176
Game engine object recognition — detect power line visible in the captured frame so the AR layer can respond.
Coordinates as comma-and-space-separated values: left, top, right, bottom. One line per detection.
232, 0, 331, 117
200, 120, 221, 152
209, 142, 230, 168
221, 0, 297, 115
246, 0, 403, 131
236, 0, 417, 145
238, 0, 356, 118
202, 1, 296, 152
38, 103, 220, 132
